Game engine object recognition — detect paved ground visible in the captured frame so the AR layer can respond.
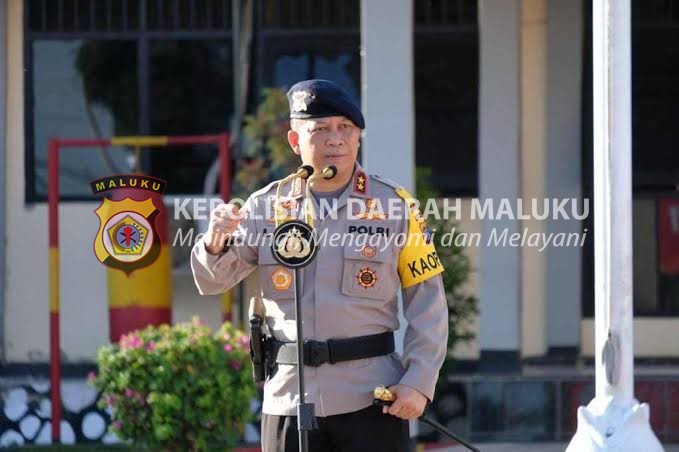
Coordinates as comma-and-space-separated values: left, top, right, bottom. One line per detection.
434, 443, 679, 451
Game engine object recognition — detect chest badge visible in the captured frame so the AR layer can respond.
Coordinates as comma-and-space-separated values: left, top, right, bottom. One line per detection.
355, 198, 386, 220
269, 198, 297, 223
271, 267, 293, 291
361, 246, 377, 258
356, 267, 378, 288
272, 220, 317, 268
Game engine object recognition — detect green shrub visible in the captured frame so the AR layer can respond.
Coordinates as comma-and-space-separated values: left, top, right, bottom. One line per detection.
416, 166, 478, 390
233, 88, 299, 199
89, 318, 256, 451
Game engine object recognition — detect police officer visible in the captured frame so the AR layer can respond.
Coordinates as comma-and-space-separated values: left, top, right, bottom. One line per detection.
191, 79, 448, 452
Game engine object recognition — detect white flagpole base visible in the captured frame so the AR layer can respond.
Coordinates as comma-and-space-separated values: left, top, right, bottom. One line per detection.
567, 397, 664, 452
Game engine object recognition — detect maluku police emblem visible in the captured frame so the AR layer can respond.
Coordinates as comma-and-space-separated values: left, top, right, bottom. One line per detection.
93, 197, 161, 276
91, 174, 166, 275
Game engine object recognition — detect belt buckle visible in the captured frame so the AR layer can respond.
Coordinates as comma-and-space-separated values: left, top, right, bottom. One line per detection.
304, 340, 330, 367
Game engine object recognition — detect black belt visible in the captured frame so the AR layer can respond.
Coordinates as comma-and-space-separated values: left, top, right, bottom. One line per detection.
271, 331, 395, 367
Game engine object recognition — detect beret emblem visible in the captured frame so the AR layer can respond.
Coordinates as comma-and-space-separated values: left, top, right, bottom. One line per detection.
291, 90, 314, 112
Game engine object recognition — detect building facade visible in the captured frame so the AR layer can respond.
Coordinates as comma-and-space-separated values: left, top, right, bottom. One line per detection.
1, 0, 679, 445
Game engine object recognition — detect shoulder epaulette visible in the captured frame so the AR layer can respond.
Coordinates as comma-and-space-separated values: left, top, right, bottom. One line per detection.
371, 174, 417, 203
371, 174, 402, 191
249, 180, 279, 199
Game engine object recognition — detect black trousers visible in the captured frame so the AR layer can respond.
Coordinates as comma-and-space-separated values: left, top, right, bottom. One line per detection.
261, 404, 410, 452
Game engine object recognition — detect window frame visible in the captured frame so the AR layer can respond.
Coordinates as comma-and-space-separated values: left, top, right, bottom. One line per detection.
24, 0, 366, 203
23, 0, 234, 203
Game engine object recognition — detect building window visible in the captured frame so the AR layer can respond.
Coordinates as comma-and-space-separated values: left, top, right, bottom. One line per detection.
29, 39, 140, 197
414, 0, 479, 197
253, 0, 361, 125
25, 0, 234, 200
581, 0, 679, 316
24, 0, 362, 201
259, 0, 359, 29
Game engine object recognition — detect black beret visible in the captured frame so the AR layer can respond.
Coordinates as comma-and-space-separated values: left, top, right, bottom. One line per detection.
286, 79, 365, 129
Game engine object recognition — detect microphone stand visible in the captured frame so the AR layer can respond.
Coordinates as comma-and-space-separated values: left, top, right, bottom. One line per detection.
292, 265, 314, 452
271, 166, 336, 452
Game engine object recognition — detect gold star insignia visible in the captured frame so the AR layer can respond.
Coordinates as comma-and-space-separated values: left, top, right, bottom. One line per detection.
354, 172, 367, 194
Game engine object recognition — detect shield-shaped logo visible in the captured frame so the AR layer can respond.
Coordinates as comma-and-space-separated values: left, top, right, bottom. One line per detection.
93, 197, 161, 276
271, 220, 317, 269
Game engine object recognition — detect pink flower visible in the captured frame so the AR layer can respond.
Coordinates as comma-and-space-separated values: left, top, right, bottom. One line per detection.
147, 340, 156, 351
120, 333, 144, 350
124, 388, 135, 398
87, 371, 96, 382
230, 360, 242, 371
111, 420, 122, 430
222, 333, 231, 341
238, 336, 250, 350
104, 395, 117, 406
223, 344, 233, 353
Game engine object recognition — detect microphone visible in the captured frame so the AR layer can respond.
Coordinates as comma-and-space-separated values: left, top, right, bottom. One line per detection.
320, 165, 337, 180
307, 165, 337, 186
278, 165, 315, 185
297, 165, 315, 180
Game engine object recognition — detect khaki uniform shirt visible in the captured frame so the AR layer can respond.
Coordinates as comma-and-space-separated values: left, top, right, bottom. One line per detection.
191, 163, 448, 417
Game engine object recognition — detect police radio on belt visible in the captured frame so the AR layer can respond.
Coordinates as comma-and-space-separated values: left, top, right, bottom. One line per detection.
248, 296, 268, 383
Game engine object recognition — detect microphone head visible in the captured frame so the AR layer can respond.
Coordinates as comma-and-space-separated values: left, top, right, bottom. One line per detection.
321, 165, 337, 180
298, 165, 315, 179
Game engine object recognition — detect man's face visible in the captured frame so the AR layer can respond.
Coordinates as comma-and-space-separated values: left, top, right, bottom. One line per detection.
287, 116, 361, 180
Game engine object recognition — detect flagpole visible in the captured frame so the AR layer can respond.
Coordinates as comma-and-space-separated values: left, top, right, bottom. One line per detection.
568, 1, 663, 449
